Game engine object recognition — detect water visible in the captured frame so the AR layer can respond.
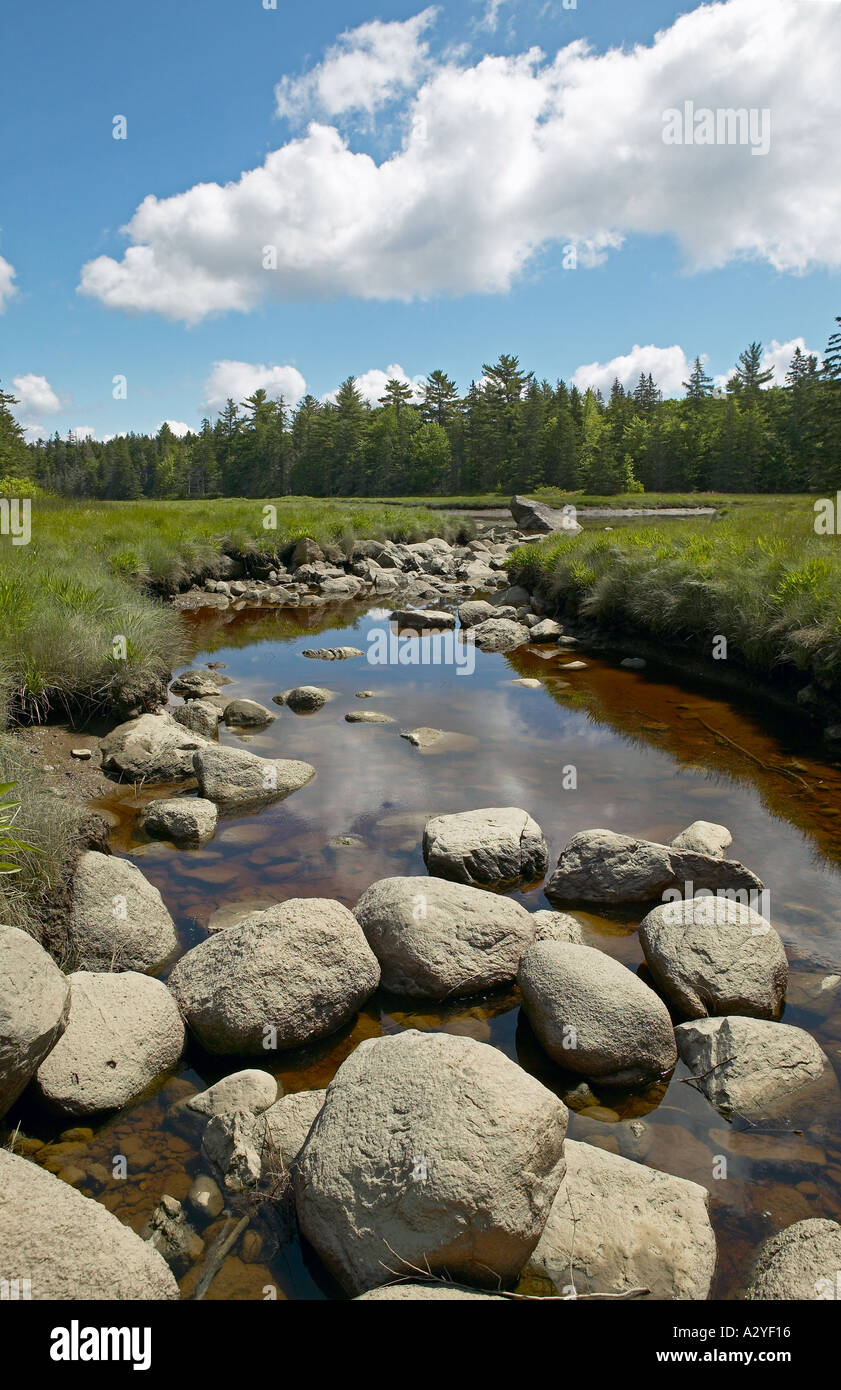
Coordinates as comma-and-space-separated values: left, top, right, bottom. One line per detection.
15, 598, 841, 1299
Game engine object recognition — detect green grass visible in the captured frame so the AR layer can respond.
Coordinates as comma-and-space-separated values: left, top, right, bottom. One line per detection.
371, 489, 808, 512
508, 500, 841, 702
0, 495, 471, 721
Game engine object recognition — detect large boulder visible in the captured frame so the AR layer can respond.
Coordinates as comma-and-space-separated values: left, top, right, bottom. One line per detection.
35, 971, 185, 1115
639, 896, 788, 1019
422, 807, 549, 889
524, 1139, 716, 1300
0, 1150, 179, 1299
193, 744, 314, 810
355, 1283, 506, 1301
139, 797, 218, 845
674, 1016, 838, 1125
390, 608, 456, 630
742, 1220, 841, 1300
517, 941, 677, 1086
468, 618, 531, 653
0, 925, 70, 1117
100, 712, 208, 782
544, 829, 764, 905
295, 1030, 568, 1296
509, 495, 557, 533
671, 821, 732, 858
69, 851, 178, 972
353, 875, 535, 998
222, 699, 276, 727
168, 899, 380, 1054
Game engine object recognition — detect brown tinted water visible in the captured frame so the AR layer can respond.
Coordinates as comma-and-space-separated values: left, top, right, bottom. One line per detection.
14, 598, 841, 1300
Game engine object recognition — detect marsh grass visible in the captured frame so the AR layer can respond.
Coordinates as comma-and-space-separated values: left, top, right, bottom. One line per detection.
508, 502, 841, 697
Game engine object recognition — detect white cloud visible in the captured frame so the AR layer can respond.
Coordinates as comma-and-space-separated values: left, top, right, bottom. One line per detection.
572, 344, 691, 397
477, 0, 511, 34
275, 9, 438, 121
78, 0, 841, 324
161, 419, 193, 437
22, 423, 48, 443
203, 360, 307, 412
0, 255, 17, 312
12, 373, 61, 414
760, 336, 822, 385
323, 362, 425, 406
70, 426, 96, 442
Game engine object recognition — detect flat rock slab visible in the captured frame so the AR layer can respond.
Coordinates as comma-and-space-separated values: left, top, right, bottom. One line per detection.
344, 711, 395, 724
422, 806, 548, 889
524, 1139, 716, 1300
390, 609, 456, 630
399, 727, 478, 754
294, 1030, 568, 1296
302, 647, 363, 660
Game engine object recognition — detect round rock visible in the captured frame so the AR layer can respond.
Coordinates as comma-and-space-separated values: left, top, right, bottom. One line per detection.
742, 1219, 841, 1300
69, 851, 178, 972
193, 744, 314, 810
422, 807, 549, 889
0, 925, 71, 1117
139, 797, 218, 844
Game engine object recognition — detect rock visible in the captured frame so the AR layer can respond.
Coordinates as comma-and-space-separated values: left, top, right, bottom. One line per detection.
671, 820, 732, 858
0, 926, 70, 1117
344, 711, 395, 724
169, 1068, 278, 1136
457, 600, 497, 627
142, 1195, 204, 1276
100, 712, 208, 782
301, 647, 363, 660
517, 941, 677, 1086
222, 699, 277, 727
422, 807, 549, 889
274, 686, 330, 713
529, 619, 564, 642
511, 678, 542, 689
469, 618, 531, 653
168, 898, 380, 1053
531, 910, 583, 945
35, 971, 185, 1115
390, 608, 456, 630
139, 797, 218, 845
295, 1030, 567, 1296
742, 1219, 841, 1300
524, 1139, 716, 1300
620, 657, 647, 669
353, 875, 535, 998
510, 495, 560, 533
187, 1173, 224, 1219
638, 896, 788, 1019
355, 1283, 506, 1301
0, 1150, 179, 1299
170, 667, 232, 699
202, 1110, 265, 1190
263, 1089, 327, 1169
69, 851, 177, 972
193, 744, 314, 810
544, 828, 764, 905
172, 699, 220, 739
674, 1016, 838, 1124
290, 537, 324, 568
70, 748, 92, 760
399, 727, 445, 748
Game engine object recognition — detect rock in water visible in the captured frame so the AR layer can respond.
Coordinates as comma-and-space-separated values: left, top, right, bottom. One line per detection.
222, 699, 277, 727
294, 1030, 568, 1296
35, 971, 185, 1115
0, 1150, 179, 1299
544, 828, 763, 905
168, 898, 380, 1053
99, 711, 209, 781
524, 1139, 716, 1300
638, 896, 787, 1019
139, 797, 218, 845
509, 494, 557, 533
172, 699, 220, 739
468, 618, 531, 653
389, 608, 456, 630
0, 926, 70, 1117
670, 820, 732, 858
674, 1015, 838, 1124
517, 941, 677, 1086
742, 1219, 841, 1300
422, 806, 549, 889
69, 851, 177, 972
301, 647, 363, 660
355, 1283, 506, 1301
531, 910, 583, 945
273, 686, 331, 712
169, 1068, 279, 1136
354, 874, 535, 998
193, 744, 314, 810
169, 667, 232, 698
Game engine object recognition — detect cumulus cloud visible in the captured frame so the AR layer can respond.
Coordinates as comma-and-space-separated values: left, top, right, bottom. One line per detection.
78, 0, 841, 324
323, 362, 425, 406
572, 344, 692, 397
275, 9, 438, 121
203, 360, 307, 412
759, 336, 822, 385
12, 373, 61, 414
161, 419, 193, 436
22, 423, 48, 444
70, 426, 96, 442
0, 255, 17, 312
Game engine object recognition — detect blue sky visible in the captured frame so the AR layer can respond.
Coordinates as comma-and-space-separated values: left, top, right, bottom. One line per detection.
1, 0, 839, 441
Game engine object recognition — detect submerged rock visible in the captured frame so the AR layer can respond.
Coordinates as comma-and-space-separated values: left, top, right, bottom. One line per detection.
301, 646, 363, 660
142, 1195, 204, 1276
0, 925, 70, 1117
518, 941, 677, 1086
0, 1150, 179, 1299
168, 898, 380, 1054
354, 874, 535, 998
524, 1139, 716, 1300
69, 851, 177, 972
294, 1030, 568, 1296
422, 806, 549, 889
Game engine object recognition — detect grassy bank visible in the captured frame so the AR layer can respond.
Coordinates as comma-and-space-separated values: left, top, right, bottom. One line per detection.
374, 490, 809, 512
0, 495, 469, 722
508, 501, 841, 710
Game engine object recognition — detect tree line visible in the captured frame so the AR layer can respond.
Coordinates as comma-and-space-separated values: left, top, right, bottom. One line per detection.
3, 320, 841, 499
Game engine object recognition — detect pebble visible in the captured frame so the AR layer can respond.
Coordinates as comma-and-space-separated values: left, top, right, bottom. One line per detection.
71, 749, 92, 760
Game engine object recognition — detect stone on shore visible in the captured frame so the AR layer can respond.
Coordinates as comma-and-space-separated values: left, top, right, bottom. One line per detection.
100, 712, 208, 782
69, 851, 177, 972
0, 925, 70, 1117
